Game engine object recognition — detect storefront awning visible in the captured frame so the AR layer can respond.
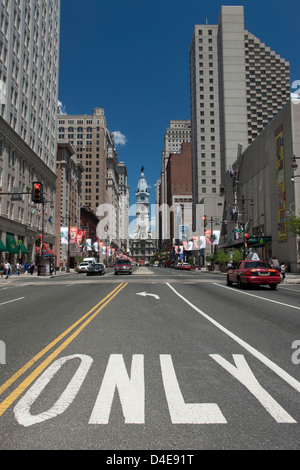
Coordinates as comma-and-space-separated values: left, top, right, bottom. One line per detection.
20, 244, 29, 254
36, 243, 56, 257
0, 240, 7, 252
6, 234, 19, 254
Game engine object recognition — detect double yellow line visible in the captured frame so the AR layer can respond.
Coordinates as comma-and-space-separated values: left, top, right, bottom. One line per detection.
0, 282, 127, 417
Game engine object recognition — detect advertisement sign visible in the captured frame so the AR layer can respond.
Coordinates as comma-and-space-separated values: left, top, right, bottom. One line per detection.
70, 227, 78, 243
60, 227, 68, 245
275, 125, 287, 242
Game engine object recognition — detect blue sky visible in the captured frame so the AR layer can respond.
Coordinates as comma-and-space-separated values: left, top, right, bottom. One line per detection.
58, 0, 300, 209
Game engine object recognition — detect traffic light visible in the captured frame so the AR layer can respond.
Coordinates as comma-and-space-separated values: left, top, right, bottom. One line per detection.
202, 215, 207, 227
32, 182, 43, 203
38, 234, 42, 248
245, 233, 249, 247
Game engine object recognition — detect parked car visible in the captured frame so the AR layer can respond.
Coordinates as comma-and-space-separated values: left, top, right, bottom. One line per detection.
115, 259, 132, 275
180, 262, 191, 270
76, 262, 90, 273
226, 260, 281, 289
87, 263, 105, 276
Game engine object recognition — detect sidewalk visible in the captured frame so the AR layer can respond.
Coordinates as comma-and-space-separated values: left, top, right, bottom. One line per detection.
0, 268, 76, 281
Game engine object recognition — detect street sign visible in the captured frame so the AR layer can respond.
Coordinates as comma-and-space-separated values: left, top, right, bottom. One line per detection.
11, 187, 22, 201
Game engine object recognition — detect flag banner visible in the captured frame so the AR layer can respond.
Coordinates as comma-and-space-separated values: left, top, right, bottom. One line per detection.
182, 241, 188, 250
70, 227, 78, 243
102, 245, 106, 255
205, 229, 212, 244
213, 230, 220, 245
60, 227, 68, 245
86, 239, 92, 250
174, 245, 179, 254
193, 236, 199, 249
199, 236, 206, 249
188, 241, 193, 251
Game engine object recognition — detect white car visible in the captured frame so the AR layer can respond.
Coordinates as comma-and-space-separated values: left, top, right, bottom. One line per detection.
77, 262, 90, 273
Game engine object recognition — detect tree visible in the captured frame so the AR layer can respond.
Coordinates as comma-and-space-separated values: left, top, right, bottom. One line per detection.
287, 216, 300, 236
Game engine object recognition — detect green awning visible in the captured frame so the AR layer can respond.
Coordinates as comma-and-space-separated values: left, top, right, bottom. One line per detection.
0, 240, 7, 252
6, 234, 19, 254
20, 244, 29, 254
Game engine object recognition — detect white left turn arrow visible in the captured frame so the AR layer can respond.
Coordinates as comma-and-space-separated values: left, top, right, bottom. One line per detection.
136, 292, 160, 300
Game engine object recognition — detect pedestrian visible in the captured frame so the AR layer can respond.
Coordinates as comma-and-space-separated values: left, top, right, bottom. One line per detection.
0, 261, 4, 278
29, 261, 34, 275
16, 262, 20, 275
5, 261, 11, 279
24, 260, 29, 274
280, 263, 287, 283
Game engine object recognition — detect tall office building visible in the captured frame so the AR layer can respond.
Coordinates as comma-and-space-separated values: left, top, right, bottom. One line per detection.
189, 5, 290, 231
0, 0, 60, 263
1, 0, 60, 170
57, 108, 108, 214
118, 161, 130, 252
159, 120, 191, 247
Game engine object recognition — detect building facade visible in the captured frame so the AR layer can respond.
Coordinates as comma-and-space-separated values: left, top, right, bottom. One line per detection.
221, 100, 300, 272
189, 5, 291, 242
130, 168, 156, 264
55, 142, 84, 269
158, 120, 191, 247
166, 142, 193, 246
57, 108, 108, 215
0, 0, 60, 266
118, 161, 130, 253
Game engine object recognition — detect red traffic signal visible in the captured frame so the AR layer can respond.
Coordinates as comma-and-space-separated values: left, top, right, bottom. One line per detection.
32, 182, 43, 203
202, 215, 207, 227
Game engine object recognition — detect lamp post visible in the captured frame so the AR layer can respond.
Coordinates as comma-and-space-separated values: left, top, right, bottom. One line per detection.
235, 195, 254, 259
291, 155, 300, 171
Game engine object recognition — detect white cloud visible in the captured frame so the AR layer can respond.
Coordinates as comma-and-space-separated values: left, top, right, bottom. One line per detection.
112, 131, 127, 146
58, 100, 67, 115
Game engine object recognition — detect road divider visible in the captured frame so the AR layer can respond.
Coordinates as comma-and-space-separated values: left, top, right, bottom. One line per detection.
0, 282, 127, 417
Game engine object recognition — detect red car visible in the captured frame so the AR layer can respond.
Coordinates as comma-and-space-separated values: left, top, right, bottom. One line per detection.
180, 262, 191, 270
226, 260, 281, 290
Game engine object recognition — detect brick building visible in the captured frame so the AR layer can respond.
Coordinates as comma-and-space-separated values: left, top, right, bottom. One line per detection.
166, 142, 193, 245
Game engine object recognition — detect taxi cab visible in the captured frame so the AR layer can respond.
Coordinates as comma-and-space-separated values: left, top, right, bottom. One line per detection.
226, 260, 281, 290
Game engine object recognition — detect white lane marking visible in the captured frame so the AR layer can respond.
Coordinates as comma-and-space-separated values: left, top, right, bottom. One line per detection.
89, 354, 145, 424
160, 354, 227, 424
14, 354, 93, 427
279, 286, 300, 293
210, 354, 296, 423
213, 283, 300, 311
0, 297, 24, 306
136, 292, 160, 300
166, 282, 300, 393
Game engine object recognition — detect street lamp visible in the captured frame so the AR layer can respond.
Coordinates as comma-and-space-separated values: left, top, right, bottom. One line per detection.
291, 175, 300, 182
291, 155, 300, 171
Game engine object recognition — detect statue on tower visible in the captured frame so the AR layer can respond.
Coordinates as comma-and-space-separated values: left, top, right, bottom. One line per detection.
141, 166, 144, 173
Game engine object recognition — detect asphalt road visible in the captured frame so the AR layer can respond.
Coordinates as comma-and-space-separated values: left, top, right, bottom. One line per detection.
0, 265, 300, 451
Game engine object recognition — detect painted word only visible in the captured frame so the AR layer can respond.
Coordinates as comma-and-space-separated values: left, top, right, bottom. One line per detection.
13, 353, 297, 427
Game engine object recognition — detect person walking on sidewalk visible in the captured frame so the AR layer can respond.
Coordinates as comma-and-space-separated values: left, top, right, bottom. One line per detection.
24, 260, 29, 274
5, 261, 11, 279
280, 263, 287, 283
16, 262, 20, 275
29, 261, 35, 275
